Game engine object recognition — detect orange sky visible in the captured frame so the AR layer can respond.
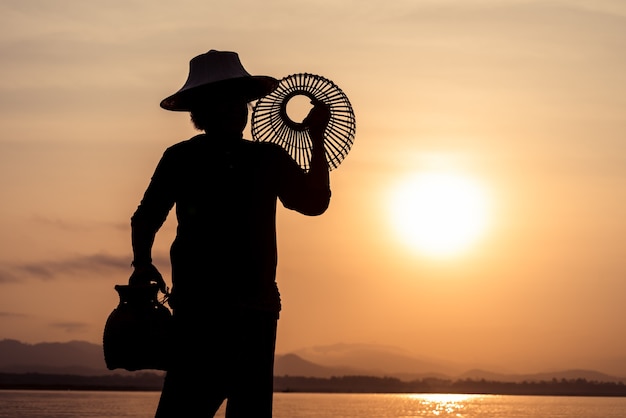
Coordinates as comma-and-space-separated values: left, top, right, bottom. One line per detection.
2, 0, 626, 375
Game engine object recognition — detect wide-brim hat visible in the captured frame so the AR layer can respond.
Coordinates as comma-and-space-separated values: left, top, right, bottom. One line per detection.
160, 50, 278, 111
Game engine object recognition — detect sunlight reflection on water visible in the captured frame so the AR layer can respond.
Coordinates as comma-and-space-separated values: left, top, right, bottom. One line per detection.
394, 393, 480, 417
265, 392, 493, 417
2, 391, 626, 418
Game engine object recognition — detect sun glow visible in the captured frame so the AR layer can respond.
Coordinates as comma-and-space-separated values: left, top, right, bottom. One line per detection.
388, 171, 490, 257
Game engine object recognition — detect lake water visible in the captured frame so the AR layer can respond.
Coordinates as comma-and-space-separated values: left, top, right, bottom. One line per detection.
1, 390, 625, 417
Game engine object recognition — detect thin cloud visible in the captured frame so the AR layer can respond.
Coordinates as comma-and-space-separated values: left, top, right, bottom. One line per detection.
30, 215, 129, 232
49, 321, 90, 335
0, 311, 30, 318
0, 270, 18, 283
0, 253, 170, 282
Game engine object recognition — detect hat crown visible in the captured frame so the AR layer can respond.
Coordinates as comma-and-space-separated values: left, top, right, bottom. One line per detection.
160, 50, 277, 111
181, 50, 252, 91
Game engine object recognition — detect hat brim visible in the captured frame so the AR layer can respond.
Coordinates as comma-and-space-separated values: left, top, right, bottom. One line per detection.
160, 76, 278, 111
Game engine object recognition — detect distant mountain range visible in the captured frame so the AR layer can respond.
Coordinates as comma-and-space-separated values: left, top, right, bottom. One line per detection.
1, 339, 624, 384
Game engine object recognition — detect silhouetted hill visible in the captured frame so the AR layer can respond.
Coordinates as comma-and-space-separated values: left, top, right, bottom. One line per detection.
1, 339, 624, 385
290, 343, 626, 384
293, 343, 471, 378
0, 339, 360, 378
0, 339, 130, 376
274, 353, 362, 378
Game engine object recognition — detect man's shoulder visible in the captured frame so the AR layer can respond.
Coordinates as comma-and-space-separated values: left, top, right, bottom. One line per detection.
159, 136, 212, 161
161, 136, 291, 164
245, 139, 289, 156
165, 135, 205, 152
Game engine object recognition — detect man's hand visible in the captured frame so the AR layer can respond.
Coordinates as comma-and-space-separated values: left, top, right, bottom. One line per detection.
129, 263, 167, 294
303, 99, 330, 143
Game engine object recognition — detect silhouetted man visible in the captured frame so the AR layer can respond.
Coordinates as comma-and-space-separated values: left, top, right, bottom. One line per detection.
128, 50, 330, 417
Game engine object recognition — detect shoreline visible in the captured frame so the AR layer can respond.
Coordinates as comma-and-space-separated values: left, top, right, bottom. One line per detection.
1, 372, 626, 397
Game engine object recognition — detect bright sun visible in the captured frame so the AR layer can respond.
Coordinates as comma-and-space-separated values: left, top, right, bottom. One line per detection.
388, 171, 490, 257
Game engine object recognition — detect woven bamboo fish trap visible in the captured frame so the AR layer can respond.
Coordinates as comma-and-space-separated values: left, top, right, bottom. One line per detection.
251, 73, 356, 172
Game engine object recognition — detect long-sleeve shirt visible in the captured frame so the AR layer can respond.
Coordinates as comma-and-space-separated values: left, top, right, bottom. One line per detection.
131, 133, 331, 314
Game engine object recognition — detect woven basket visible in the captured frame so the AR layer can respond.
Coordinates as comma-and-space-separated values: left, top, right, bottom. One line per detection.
103, 284, 172, 371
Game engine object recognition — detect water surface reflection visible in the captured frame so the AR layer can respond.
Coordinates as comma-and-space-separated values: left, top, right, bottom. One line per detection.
400, 393, 483, 416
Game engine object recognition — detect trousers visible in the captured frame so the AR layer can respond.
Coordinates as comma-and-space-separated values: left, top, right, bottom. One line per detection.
155, 308, 278, 417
